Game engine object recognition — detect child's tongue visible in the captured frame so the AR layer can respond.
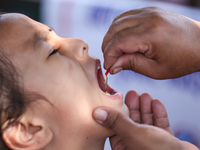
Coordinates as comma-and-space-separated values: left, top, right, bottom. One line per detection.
97, 65, 116, 95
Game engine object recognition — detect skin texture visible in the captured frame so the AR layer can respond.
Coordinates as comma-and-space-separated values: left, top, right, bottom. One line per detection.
93, 90, 199, 150
0, 13, 130, 150
102, 7, 200, 79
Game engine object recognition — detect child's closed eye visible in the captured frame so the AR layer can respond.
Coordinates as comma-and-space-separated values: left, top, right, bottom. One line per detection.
49, 49, 59, 56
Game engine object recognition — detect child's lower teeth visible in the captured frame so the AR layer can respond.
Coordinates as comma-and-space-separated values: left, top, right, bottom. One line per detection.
105, 91, 110, 95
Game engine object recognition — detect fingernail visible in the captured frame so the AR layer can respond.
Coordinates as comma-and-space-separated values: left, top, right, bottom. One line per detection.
113, 67, 122, 74
94, 108, 108, 124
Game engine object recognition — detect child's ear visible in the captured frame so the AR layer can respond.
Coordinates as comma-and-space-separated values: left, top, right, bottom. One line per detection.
2, 115, 53, 150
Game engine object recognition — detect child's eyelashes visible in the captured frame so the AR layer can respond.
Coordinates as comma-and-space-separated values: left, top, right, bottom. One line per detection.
49, 49, 59, 56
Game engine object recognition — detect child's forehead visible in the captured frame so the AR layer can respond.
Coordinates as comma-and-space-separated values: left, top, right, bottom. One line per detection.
0, 13, 49, 38
1, 13, 47, 41
0, 13, 44, 55
0, 13, 53, 54
0, 13, 29, 26
0, 13, 36, 31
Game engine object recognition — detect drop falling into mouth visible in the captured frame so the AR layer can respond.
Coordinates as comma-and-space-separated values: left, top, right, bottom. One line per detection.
105, 68, 110, 95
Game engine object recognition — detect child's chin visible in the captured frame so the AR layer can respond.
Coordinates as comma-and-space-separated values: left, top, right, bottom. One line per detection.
123, 104, 130, 117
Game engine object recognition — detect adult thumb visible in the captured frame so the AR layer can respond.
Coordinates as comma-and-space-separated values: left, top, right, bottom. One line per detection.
93, 106, 137, 139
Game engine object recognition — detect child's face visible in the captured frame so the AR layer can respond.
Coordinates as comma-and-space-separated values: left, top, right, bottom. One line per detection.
0, 13, 129, 143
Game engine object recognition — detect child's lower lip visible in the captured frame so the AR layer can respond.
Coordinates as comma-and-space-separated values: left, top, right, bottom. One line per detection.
103, 91, 123, 99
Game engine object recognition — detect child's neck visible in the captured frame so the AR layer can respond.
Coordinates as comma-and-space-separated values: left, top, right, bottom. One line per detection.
78, 138, 106, 150
43, 134, 107, 150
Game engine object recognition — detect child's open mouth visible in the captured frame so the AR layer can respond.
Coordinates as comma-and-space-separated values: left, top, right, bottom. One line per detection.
97, 64, 117, 95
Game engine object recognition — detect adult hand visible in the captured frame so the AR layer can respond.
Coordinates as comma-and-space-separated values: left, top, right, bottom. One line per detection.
108, 90, 174, 150
102, 7, 200, 79
93, 90, 199, 150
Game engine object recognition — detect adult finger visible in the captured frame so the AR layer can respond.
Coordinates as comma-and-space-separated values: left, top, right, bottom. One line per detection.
102, 15, 143, 54
109, 135, 125, 150
109, 90, 140, 150
93, 106, 137, 140
112, 8, 143, 23
152, 99, 174, 135
124, 90, 141, 123
103, 27, 154, 70
108, 52, 160, 80
139, 93, 153, 125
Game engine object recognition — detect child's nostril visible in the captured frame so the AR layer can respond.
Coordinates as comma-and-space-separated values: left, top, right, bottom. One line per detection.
83, 47, 86, 50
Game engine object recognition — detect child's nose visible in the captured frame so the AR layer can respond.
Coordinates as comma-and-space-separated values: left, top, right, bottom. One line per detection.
60, 38, 89, 60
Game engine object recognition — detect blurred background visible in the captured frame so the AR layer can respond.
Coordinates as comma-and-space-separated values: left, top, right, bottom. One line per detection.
1, 0, 200, 149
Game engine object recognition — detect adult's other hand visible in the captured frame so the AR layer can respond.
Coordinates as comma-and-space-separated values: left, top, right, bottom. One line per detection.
93, 91, 199, 150
108, 90, 174, 150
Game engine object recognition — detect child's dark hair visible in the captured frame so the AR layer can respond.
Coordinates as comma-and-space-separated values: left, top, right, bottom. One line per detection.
0, 12, 30, 150
0, 12, 49, 149
0, 49, 27, 150
0, 11, 25, 149
0, 49, 49, 149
